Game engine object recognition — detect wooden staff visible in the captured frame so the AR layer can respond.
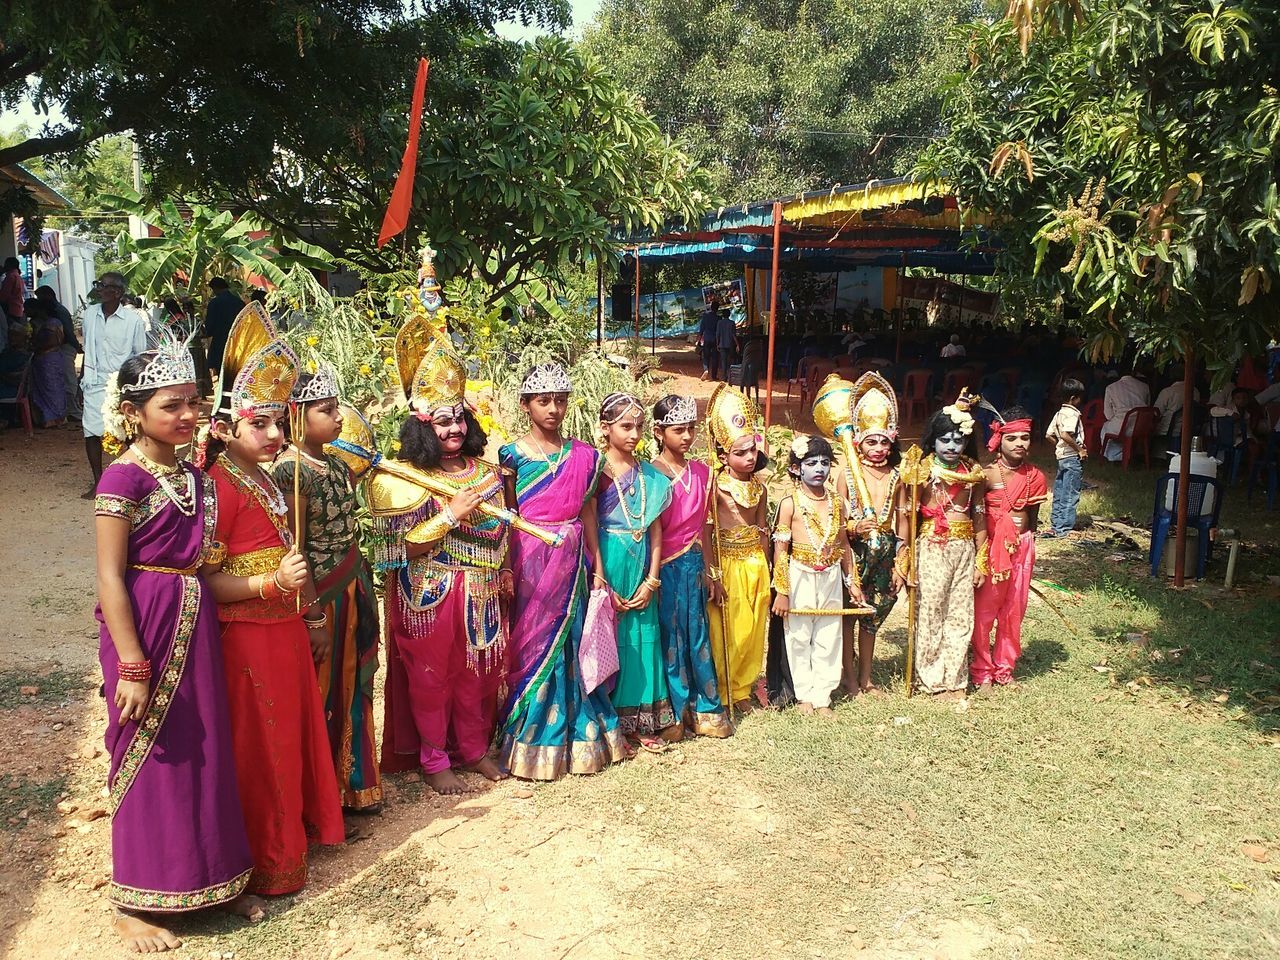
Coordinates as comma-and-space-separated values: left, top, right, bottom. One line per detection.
788, 607, 877, 616
290, 403, 305, 613
708, 463, 735, 721
900, 445, 926, 698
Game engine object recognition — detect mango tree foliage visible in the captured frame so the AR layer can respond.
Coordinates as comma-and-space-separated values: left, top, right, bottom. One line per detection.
224, 37, 714, 301
582, 0, 982, 202
918, 0, 1280, 374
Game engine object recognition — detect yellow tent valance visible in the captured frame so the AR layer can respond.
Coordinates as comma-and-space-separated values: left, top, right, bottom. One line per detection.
781, 179, 953, 221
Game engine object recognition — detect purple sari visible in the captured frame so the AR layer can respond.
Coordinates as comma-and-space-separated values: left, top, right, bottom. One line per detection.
95, 462, 253, 911
497, 439, 627, 779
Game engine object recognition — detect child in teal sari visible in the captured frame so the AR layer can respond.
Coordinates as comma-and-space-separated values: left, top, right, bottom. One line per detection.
595, 392, 675, 751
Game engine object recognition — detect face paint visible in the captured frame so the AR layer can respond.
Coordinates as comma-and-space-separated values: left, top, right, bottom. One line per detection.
859, 435, 891, 466
934, 430, 965, 465
432, 404, 468, 454
799, 454, 832, 488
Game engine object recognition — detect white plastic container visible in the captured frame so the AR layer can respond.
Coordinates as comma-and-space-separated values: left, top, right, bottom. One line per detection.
1164, 449, 1218, 514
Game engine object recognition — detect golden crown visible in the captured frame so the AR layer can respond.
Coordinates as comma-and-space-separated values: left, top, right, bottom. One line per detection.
707, 384, 762, 451
219, 302, 298, 418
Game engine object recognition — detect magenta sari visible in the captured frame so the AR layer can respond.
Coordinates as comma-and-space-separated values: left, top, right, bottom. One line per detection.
94, 461, 253, 911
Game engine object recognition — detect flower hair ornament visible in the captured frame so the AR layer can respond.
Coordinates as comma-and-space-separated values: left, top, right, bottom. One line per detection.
101, 372, 129, 457
655, 395, 697, 427
520, 362, 572, 396
941, 388, 979, 437
789, 434, 811, 460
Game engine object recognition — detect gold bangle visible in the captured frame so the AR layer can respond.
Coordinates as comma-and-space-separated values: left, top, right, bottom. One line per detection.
772, 557, 791, 596
975, 541, 991, 576
255, 575, 269, 600
644, 576, 661, 590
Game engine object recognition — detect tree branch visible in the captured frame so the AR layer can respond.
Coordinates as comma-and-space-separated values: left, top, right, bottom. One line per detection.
0, 127, 99, 168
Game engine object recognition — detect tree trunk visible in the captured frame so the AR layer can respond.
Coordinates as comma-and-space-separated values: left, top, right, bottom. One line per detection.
1173, 346, 1194, 587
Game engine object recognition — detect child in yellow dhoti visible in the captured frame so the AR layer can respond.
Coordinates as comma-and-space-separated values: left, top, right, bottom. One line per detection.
705, 386, 770, 714
771, 436, 862, 717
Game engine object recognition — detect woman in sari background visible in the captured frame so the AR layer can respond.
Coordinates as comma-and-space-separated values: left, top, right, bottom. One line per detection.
94, 342, 258, 953
498, 364, 628, 780
596, 393, 676, 751
27, 299, 66, 426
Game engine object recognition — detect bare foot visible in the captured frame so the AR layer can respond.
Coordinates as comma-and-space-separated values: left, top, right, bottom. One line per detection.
815, 706, 836, 720
465, 755, 508, 782
113, 911, 182, 953
659, 723, 685, 743
734, 698, 758, 715
797, 702, 815, 715
423, 768, 473, 795
860, 683, 886, 697
972, 681, 994, 698
838, 683, 860, 700
933, 689, 966, 703
222, 893, 268, 923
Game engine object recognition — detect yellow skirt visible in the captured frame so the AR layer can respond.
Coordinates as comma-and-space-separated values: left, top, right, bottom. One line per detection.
707, 549, 770, 705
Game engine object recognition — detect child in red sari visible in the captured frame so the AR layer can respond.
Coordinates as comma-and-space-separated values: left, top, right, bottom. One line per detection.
200, 303, 343, 894
971, 406, 1047, 690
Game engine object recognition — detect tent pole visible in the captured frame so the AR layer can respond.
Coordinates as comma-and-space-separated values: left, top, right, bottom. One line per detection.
895, 252, 906, 364
764, 201, 783, 428
633, 248, 641, 344
1173, 346, 1194, 587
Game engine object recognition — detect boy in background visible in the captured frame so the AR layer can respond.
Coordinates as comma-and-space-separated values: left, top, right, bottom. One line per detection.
1045, 379, 1087, 538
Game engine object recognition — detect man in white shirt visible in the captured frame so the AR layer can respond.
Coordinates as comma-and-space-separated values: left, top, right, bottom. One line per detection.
940, 333, 966, 358
1152, 377, 1199, 455
81, 272, 149, 495
1101, 369, 1152, 461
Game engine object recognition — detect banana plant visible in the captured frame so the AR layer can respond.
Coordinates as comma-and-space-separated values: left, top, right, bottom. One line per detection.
103, 189, 333, 306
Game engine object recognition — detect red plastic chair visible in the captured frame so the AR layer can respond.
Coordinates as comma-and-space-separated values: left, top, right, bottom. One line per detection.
1081, 398, 1105, 456
0, 359, 34, 439
940, 368, 975, 404
785, 356, 816, 402
1101, 405, 1157, 469
901, 369, 931, 426
799, 358, 837, 410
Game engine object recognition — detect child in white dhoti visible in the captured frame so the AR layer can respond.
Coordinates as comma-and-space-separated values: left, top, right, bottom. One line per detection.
771, 436, 862, 717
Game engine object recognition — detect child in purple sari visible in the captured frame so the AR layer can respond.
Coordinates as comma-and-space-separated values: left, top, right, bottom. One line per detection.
497, 363, 628, 779
94, 342, 259, 953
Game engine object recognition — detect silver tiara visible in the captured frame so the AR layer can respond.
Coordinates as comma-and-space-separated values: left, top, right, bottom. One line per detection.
124, 330, 197, 394
655, 395, 697, 426
293, 363, 340, 404
520, 362, 572, 395
600, 391, 644, 423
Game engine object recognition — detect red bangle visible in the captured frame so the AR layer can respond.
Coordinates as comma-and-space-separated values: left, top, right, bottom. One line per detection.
118, 660, 152, 683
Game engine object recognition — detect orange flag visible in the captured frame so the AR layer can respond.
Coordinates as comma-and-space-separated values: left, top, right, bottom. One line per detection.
377, 57, 430, 249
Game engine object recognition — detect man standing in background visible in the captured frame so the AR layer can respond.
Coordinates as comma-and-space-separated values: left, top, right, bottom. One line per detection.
80, 272, 148, 496
204, 276, 244, 393
697, 296, 720, 380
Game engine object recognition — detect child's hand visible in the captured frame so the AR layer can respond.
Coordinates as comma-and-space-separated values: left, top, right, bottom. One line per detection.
972, 569, 986, 589
627, 583, 654, 612
609, 590, 628, 613
849, 585, 866, 607
771, 594, 789, 618
852, 518, 878, 538
115, 679, 150, 726
706, 578, 726, 605
890, 570, 906, 594
276, 549, 309, 592
307, 621, 331, 664
448, 484, 489, 523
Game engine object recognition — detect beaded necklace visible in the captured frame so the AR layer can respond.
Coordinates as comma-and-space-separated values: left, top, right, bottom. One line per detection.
608, 462, 648, 541
796, 484, 839, 551
130, 446, 196, 517
218, 455, 292, 545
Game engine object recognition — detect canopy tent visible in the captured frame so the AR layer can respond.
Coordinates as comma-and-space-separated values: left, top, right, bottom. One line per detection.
616, 176, 1000, 425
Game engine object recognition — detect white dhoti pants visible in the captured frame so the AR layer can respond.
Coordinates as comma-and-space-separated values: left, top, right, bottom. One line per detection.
784, 560, 844, 709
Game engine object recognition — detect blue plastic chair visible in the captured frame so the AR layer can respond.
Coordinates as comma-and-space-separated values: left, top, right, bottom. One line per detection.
1246, 431, 1279, 509
1149, 473, 1223, 579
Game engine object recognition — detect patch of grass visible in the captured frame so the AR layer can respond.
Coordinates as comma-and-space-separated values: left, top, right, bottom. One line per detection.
528, 520, 1279, 959
176, 841, 448, 957
0, 773, 68, 831
0, 668, 92, 708
26, 593, 84, 617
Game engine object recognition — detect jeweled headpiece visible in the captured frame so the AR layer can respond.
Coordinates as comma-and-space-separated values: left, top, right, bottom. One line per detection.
292, 363, 340, 405
217, 302, 299, 419
520, 362, 572, 396
707, 385, 763, 452
600, 392, 644, 423
655, 395, 697, 426
121, 329, 198, 395
850, 372, 898, 443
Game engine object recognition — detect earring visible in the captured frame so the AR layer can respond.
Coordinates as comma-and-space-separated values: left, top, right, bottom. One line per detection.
124, 419, 137, 440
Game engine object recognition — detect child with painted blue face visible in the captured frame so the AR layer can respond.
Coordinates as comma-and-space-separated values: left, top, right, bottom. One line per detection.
907, 394, 989, 701
771, 435, 861, 717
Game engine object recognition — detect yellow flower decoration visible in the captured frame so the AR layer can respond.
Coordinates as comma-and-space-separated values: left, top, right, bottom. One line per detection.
306, 335, 319, 347
359, 364, 372, 376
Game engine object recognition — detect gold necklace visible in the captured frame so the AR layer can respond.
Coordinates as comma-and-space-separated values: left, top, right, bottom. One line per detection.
610, 462, 648, 541
219, 457, 292, 544
130, 447, 196, 517
797, 485, 838, 550
527, 435, 566, 477
718, 473, 763, 509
